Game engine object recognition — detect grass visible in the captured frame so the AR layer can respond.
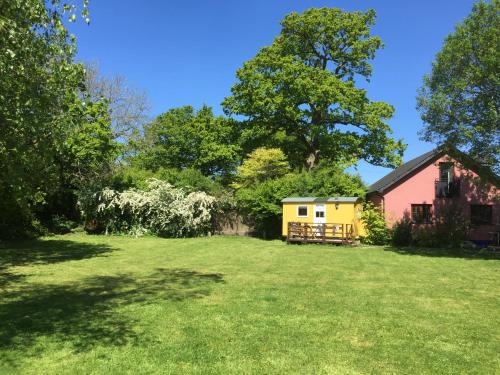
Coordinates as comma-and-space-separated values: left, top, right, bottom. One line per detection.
0, 234, 499, 374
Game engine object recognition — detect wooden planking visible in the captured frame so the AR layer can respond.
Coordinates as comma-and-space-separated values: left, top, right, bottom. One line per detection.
286, 222, 355, 245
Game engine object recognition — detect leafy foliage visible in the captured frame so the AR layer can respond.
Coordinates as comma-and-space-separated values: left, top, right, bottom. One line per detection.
417, 0, 500, 174
135, 106, 241, 178
110, 167, 224, 196
223, 7, 405, 170
0, 0, 96, 238
233, 148, 290, 188
78, 179, 216, 237
57, 99, 120, 186
412, 204, 470, 248
390, 217, 413, 247
361, 203, 389, 245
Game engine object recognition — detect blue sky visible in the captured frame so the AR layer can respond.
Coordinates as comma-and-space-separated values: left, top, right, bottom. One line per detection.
70, 0, 477, 184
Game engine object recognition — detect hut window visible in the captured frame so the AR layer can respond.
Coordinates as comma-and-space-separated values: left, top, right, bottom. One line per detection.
315, 211, 324, 218
297, 206, 308, 217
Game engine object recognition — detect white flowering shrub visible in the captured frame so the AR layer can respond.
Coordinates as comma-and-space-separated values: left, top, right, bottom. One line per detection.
78, 178, 216, 237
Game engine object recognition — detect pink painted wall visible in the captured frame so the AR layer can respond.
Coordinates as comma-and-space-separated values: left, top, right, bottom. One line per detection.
371, 155, 499, 241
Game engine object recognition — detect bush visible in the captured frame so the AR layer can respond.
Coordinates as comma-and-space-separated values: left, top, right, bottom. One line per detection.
411, 225, 440, 247
78, 178, 216, 237
361, 203, 390, 245
411, 204, 469, 248
390, 204, 470, 248
49, 215, 78, 234
433, 203, 469, 247
391, 217, 413, 246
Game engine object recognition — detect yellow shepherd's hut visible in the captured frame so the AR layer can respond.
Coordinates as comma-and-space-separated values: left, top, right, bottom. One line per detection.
281, 197, 365, 244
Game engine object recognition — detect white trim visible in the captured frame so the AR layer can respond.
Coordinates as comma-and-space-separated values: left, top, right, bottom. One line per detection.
297, 205, 308, 217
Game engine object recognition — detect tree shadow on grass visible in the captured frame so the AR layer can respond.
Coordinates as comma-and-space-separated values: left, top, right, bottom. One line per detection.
0, 239, 116, 268
384, 246, 500, 260
0, 239, 116, 289
0, 268, 224, 363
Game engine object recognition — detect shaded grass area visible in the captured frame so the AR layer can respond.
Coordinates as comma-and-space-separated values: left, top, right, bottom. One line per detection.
0, 234, 499, 374
384, 245, 500, 260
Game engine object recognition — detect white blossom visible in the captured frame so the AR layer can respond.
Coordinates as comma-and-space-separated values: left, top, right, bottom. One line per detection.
78, 178, 216, 237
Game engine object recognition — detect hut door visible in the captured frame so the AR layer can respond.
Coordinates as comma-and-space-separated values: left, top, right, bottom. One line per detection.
313, 204, 326, 224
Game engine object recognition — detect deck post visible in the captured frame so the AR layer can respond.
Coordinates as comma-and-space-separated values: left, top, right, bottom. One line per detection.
286, 222, 356, 245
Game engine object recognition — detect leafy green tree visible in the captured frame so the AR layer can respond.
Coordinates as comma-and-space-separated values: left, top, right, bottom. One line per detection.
223, 7, 405, 170
417, 0, 500, 174
36, 97, 119, 232
57, 99, 120, 186
136, 106, 241, 178
0, 0, 90, 237
233, 147, 290, 188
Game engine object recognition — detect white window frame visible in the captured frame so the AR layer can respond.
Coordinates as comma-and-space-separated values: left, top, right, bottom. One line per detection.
297, 205, 308, 217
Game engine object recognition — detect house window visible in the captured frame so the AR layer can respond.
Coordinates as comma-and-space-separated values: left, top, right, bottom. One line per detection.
315, 211, 324, 218
297, 206, 308, 217
411, 204, 433, 224
439, 162, 453, 183
471, 205, 492, 225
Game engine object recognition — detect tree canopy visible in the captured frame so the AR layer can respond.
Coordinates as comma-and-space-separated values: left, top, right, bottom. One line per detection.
223, 7, 405, 170
135, 105, 241, 178
417, 0, 500, 174
233, 148, 290, 188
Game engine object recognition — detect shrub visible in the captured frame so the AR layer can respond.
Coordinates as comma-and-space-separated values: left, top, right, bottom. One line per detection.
391, 217, 413, 246
49, 215, 79, 234
433, 203, 469, 247
78, 178, 216, 237
361, 203, 390, 245
411, 225, 440, 247
411, 204, 469, 248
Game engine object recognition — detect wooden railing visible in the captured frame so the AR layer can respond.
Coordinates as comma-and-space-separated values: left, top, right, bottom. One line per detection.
435, 178, 461, 198
287, 222, 355, 244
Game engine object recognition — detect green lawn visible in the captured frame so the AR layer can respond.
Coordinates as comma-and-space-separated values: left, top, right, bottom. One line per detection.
0, 234, 499, 374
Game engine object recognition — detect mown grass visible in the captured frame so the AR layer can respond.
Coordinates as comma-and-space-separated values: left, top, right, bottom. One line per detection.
0, 234, 499, 374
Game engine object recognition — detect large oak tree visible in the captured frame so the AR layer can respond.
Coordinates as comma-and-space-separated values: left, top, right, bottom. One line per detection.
223, 7, 405, 170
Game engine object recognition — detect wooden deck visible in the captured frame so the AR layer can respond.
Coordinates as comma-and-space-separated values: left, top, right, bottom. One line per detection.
286, 222, 355, 245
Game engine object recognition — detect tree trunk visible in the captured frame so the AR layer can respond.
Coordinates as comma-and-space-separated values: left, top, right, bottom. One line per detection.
306, 148, 320, 171
305, 109, 324, 170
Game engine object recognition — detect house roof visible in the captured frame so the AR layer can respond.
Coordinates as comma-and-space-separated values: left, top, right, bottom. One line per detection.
281, 197, 362, 203
368, 148, 441, 194
368, 146, 500, 194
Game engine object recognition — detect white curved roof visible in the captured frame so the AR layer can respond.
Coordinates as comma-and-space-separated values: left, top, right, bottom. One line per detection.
281, 197, 362, 203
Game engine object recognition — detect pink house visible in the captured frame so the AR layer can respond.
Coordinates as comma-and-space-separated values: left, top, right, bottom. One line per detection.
367, 147, 500, 242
